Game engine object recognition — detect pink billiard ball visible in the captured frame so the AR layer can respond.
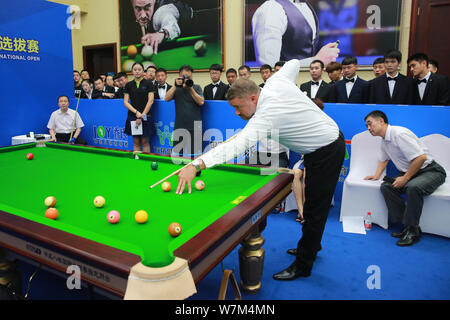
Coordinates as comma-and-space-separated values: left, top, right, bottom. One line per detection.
195, 180, 205, 191
161, 181, 171, 192
107, 210, 120, 224
26, 153, 34, 160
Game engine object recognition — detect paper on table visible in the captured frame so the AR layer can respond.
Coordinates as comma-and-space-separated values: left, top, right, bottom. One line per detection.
342, 216, 366, 235
131, 121, 143, 135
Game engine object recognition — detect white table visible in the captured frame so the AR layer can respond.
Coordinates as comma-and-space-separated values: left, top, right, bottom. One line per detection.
11, 134, 52, 146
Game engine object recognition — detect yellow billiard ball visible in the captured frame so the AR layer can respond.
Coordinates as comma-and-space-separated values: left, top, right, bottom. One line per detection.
94, 196, 106, 208
135, 210, 148, 224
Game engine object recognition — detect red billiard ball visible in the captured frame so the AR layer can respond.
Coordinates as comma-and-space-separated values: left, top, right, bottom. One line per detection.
168, 222, 182, 237
45, 208, 58, 220
26, 153, 34, 160
161, 181, 171, 192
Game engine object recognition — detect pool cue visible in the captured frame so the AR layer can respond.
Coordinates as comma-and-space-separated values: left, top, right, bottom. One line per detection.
334, 40, 340, 48
141, 25, 146, 37
149, 133, 240, 189
69, 90, 82, 142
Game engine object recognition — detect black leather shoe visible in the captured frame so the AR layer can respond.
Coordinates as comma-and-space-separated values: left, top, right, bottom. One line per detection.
286, 248, 297, 256
287, 245, 322, 257
273, 263, 311, 281
392, 227, 408, 238
396, 226, 421, 246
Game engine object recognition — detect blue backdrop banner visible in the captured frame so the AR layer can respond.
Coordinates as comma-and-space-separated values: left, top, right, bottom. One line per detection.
0, 0, 73, 147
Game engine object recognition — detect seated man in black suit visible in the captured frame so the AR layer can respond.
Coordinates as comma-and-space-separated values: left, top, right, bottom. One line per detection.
154, 68, 172, 100
329, 56, 369, 104
407, 53, 449, 106
259, 64, 272, 88
203, 64, 229, 100
300, 60, 331, 102
369, 50, 415, 105
92, 77, 115, 99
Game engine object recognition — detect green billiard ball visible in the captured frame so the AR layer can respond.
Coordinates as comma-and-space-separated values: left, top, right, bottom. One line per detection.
151, 162, 158, 170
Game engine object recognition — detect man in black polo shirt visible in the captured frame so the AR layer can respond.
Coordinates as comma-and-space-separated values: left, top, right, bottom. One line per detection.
165, 65, 204, 158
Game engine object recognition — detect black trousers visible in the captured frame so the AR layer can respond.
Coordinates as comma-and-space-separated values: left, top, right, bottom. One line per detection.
380, 161, 446, 227
55, 133, 87, 145
295, 132, 345, 271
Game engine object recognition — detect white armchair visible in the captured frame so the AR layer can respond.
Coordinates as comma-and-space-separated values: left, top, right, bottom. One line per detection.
339, 131, 389, 229
418, 134, 450, 238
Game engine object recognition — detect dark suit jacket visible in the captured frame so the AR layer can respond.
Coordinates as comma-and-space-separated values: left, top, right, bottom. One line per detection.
329, 76, 369, 104
203, 82, 229, 100
413, 73, 450, 106
92, 86, 116, 99
154, 83, 172, 100
300, 80, 332, 102
369, 74, 415, 105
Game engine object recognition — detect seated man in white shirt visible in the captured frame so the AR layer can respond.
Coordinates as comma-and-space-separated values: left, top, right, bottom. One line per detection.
364, 110, 446, 246
176, 45, 344, 281
47, 95, 86, 144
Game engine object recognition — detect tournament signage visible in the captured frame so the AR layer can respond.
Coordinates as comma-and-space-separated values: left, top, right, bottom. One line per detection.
0, 35, 40, 62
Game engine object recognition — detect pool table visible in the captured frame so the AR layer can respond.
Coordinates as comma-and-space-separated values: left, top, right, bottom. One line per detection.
0, 143, 292, 299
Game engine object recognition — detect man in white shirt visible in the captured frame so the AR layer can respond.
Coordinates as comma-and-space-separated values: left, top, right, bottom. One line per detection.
252, 0, 319, 67
177, 49, 344, 280
47, 95, 86, 144
364, 110, 446, 246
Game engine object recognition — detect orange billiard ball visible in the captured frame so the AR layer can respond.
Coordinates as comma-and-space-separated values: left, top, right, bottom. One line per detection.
135, 210, 148, 224
168, 222, 182, 237
45, 208, 58, 220
44, 196, 57, 208
161, 181, 171, 192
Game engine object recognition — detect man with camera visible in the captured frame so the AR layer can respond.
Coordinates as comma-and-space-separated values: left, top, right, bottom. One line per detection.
165, 65, 205, 158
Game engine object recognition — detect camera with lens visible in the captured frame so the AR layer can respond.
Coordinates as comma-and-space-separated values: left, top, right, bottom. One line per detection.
176, 75, 194, 88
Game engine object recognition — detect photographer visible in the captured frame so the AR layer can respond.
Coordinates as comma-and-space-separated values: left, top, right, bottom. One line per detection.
165, 65, 204, 158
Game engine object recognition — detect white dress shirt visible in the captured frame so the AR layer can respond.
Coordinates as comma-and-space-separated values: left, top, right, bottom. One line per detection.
387, 73, 399, 98
310, 79, 322, 99
199, 59, 339, 168
418, 71, 431, 100
157, 83, 168, 100
252, 0, 317, 66
345, 75, 357, 98
47, 109, 84, 134
212, 81, 222, 99
380, 125, 432, 173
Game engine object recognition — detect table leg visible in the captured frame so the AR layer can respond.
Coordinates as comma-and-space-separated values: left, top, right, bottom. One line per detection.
238, 224, 265, 294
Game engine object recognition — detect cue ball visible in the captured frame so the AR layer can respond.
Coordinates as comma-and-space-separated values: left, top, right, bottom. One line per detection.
141, 45, 154, 60
44, 196, 57, 207
168, 222, 182, 237
45, 208, 58, 220
162, 181, 171, 192
94, 196, 106, 208
151, 162, 158, 170
127, 45, 138, 58
107, 211, 120, 224
135, 210, 148, 224
195, 180, 205, 191
194, 40, 207, 56
26, 153, 34, 160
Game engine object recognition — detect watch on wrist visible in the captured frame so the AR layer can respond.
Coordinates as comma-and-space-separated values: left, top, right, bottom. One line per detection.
159, 29, 168, 40
191, 159, 202, 173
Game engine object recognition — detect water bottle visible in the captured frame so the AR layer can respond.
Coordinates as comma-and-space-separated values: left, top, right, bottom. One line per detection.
364, 212, 372, 231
